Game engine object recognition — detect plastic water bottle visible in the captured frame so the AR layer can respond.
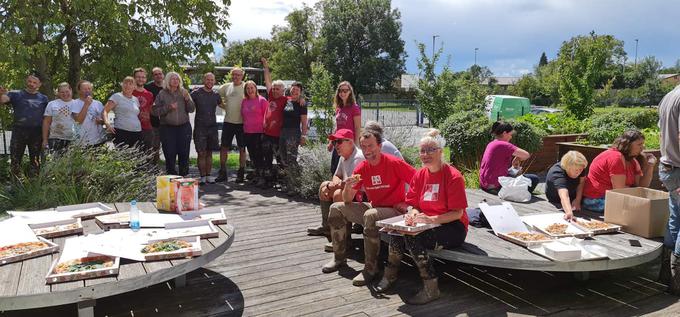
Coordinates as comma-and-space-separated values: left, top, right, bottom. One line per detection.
130, 200, 140, 232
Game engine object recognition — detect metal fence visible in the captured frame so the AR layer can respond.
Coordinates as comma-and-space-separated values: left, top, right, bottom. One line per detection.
360, 99, 426, 127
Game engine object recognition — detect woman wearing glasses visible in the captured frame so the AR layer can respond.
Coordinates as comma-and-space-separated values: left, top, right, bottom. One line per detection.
374, 129, 469, 305
329, 81, 362, 174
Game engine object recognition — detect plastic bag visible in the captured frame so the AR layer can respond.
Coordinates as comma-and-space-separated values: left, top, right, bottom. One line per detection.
497, 175, 532, 202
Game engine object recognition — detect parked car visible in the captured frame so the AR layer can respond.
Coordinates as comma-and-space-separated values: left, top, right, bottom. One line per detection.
530, 106, 563, 115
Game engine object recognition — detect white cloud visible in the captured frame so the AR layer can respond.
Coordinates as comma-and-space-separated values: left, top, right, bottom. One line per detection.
224, 0, 321, 43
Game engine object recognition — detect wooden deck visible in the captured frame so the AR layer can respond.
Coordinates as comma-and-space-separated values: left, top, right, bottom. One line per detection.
5, 185, 680, 316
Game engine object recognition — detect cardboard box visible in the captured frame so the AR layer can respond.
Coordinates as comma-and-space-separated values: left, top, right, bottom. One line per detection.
543, 242, 582, 261
172, 178, 199, 213
157, 175, 182, 211
604, 187, 670, 238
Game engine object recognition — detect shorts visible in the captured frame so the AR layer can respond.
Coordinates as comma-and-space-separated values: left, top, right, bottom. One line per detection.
194, 125, 219, 152
221, 122, 244, 149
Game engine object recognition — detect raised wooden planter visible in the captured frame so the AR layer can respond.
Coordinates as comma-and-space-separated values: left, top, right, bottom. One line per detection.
556, 142, 663, 190
525, 134, 588, 174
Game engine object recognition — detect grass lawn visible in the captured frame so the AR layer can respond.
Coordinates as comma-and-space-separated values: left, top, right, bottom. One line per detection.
593, 106, 654, 114
161, 153, 241, 171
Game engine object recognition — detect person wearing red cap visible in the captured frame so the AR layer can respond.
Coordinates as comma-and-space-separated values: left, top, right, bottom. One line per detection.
322, 128, 416, 287
308, 129, 365, 238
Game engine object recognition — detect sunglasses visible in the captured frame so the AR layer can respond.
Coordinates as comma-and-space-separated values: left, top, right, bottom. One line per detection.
332, 139, 350, 145
419, 147, 440, 155
338, 89, 350, 93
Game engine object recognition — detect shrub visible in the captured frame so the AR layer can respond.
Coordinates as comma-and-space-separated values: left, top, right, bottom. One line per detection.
642, 128, 660, 150
297, 143, 332, 200
585, 112, 636, 145
507, 120, 547, 153
628, 109, 659, 130
440, 109, 492, 169
0, 145, 159, 211
517, 113, 587, 135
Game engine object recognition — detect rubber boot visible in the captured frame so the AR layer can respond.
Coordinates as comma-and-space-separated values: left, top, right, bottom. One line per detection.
375, 247, 402, 293
660, 246, 672, 284
322, 222, 348, 273
406, 278, 441, 305
307, 201, 332, 237
670, 253, 680, 295
352, 226, 380, 286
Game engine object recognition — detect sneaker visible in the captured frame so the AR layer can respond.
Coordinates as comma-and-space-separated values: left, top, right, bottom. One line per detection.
199, 176, 207, 184
206, 176, 216, 184
236, 168, 245, 183
215, 170, 227, 183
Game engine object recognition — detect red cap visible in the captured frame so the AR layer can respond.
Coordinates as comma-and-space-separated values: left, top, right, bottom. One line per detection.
328, 129, 354, 141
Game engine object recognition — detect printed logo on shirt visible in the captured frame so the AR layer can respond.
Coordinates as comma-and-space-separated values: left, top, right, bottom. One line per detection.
337, 112, 348, 126
423, 184, 440, 201
58, 104, 71, 117
371, 175, 382, 186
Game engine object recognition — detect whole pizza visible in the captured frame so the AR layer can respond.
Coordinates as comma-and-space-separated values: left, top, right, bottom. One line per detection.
576, 219, 612, 230
507, 231, 549, 242
141, 240, 192, 254
54, 256, 115, 273
0, 241, 50, 259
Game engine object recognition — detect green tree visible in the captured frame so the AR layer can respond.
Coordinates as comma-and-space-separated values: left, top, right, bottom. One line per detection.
307, 62, 336, 141
0, 0, 231, 97
539, 52, 548, 67
270, 5, 321, 83
556, 32, 625, 119
221, 38, 276, 68
319, 0, 405, 93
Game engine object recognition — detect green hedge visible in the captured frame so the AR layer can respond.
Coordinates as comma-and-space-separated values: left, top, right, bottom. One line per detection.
440, 110, 545, 169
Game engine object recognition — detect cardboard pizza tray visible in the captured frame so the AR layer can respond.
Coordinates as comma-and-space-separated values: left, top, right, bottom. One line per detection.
571, 217, 623, 235
29, 218, 83, 238
0, 237, 59, 266
45, 237, 119, 284
527, 238, 609, 262
56, 202, 116, 220
141, 236, 202, 261
479, 202, 554, 247
521, 213, 592, 238
376, 214, 439, 233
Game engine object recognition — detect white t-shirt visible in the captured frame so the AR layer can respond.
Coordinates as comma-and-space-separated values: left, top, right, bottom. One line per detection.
44, 99, 78, 140
108, 93, 141, 132
334, 147, 365, 180
71, 99, 106, 146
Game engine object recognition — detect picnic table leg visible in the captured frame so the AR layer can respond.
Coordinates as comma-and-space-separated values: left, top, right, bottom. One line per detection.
174, 274, 186, 288
77, 299, 96, 317
574, 271, 590, 281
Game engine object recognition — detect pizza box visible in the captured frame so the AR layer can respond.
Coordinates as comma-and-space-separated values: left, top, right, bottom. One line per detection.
95, 212, 184, 230
141, 236, 202, 261
479, 202, 553, 247
527, 238, 609, 262
30, 218, 83, 238
8, 210, 73, 223
45, 237, 119, 284
162, 219, 219, 239
56, 202, 115, 220
0, 237, 59, 266
376, 214, 439, 233
571, 217, 622, 235
521, 213, 592, 238
179, 207, 228, 225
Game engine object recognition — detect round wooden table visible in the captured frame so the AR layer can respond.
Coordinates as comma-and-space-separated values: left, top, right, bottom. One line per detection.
0, 202, 235, 317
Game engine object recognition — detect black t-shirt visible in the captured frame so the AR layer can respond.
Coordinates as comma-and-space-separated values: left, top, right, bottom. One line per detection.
545, 162, 586, 204
191, 88, 221, 128
144, 82, 163, 127
281, 100, 307, 129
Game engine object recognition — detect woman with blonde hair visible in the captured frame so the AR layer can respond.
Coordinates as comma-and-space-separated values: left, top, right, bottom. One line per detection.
545, 151, 588, 220
103, 76, 142, 148
375, 129, 468, 305
329, 81, 362, 174
241, 80, 269, 186
151, 71, 195, 175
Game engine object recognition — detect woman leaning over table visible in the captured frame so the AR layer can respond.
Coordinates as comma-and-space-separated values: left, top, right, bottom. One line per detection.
545, 150, 588, 221
103, 76, 142, 149
151, 72, 195, 176
582, 130, 657, 212
374, 129, 469, 305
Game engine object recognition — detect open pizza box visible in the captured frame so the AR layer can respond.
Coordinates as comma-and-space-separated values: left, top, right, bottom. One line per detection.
162, 219, 219, 239
8, 210, 73, 223
29, 217, 83, 238
81, 230, 201, 262
95, 212, 185, 230
56, 202, 116, 220
376, 214, 439, 234
526, 238, 609, 262
0, 218, 59, 265
45, 236, 119, 284
179, 207, 228, 225
479, 202, 553, 247
521, 213, 592, 238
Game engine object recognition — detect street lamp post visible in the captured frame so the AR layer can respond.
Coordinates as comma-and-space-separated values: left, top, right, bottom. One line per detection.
432, 35, 439, 62
474, 48, 479, 65
634, 39, 639, 69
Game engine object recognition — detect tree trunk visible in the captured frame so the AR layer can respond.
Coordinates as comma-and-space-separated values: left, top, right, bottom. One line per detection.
65, 23, 81, 92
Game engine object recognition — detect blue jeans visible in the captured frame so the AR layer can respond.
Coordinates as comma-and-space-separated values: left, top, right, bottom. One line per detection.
659, 164, 680, 256
582, 197, 606, 212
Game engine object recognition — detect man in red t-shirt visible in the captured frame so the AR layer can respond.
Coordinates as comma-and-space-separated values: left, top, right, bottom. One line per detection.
132, 68, 154, 154
260, 58, 289, 187
322, 129, 416, 287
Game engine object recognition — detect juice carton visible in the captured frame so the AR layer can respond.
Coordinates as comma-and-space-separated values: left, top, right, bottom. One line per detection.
172, 178, 199, 213
156, 175, 182, 211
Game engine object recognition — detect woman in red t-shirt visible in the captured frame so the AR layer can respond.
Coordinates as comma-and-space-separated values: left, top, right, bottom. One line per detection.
582, 130, 657, 212
328, 81, 361, 175
374, 129, 469, 305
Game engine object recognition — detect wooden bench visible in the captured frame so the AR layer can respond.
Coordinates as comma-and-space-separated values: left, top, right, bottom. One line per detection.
0, 202, 235, 317
383, 189, 662, 278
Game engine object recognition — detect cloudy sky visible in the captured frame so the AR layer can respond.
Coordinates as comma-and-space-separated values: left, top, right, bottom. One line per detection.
223, 0, 680, 77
